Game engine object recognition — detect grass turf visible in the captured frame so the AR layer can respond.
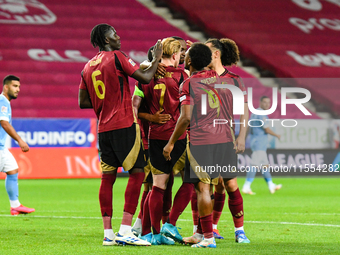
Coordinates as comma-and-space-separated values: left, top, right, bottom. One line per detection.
0, 177, 339, 254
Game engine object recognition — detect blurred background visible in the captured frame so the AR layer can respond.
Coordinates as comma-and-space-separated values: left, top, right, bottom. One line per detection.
0, 0, 339, 179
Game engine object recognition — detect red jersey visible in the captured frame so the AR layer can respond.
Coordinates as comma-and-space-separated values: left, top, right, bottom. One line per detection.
219, 68, 247, 133
140, 66, 188, 140
79, 50, 139, 133
180, 69, 235, 145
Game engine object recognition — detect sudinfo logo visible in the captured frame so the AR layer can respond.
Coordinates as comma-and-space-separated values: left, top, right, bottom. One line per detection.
0, 0, 56, 25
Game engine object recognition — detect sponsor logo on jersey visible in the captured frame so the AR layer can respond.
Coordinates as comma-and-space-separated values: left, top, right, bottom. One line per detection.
129, 58, 136, 66
0, 0, 57, 25
1, 106, 7, 113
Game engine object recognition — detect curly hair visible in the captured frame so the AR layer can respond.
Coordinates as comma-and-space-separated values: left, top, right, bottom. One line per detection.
205, 38, 240, 66
90, 24, 113, 50
188, 43, 212, 71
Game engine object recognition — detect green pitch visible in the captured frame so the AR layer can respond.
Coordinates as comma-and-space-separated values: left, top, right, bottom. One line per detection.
0, 177, 339, 254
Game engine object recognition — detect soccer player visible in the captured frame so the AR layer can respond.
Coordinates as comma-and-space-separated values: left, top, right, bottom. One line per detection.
0, 75, 35, 216
133, 38, 188, 245
164, 42, 233, 248
78, 24, 162, 246
131, 46, 171, 237
242, 96, 282, 194
202, 38, 250, 243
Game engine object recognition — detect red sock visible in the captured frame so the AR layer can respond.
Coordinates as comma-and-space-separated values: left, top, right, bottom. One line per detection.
149, 186, 165, 234
169, 182, 194, 226
124, 172, 144, 215
200, 214, 213, 239
99, 173, 116, 217
213, 191, 225, 226
196, 216, 202, 234
162, 173, 174, 224
142, 192, 152, 235
191, 191, 199, 226
228, 188, 244, 228
138, 191, 149, 219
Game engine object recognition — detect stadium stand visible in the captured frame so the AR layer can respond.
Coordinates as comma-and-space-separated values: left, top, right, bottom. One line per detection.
0, 0, 320, 118
162, 0, 340, 116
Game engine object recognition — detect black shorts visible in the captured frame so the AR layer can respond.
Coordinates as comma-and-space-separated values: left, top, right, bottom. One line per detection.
99, 123, 146, 172
184, 142, 237, 185
143, 149, 153, 183
149, 138, 187, 175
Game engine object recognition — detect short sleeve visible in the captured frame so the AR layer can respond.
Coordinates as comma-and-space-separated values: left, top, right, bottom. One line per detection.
115, 51, 139, 77
79, 76, 87, 90
180, 80, 193, 105
0, 99, 9, 122
262, 115, 269, 129
237, 77, 247, 103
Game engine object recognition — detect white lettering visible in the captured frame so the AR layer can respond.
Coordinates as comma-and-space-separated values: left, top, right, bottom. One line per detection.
27, 49, 89, 62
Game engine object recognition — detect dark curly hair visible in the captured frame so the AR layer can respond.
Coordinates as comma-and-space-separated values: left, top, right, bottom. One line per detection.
205, 38, 240, 66
188, 43, 212, 71
90, 24, 113, 50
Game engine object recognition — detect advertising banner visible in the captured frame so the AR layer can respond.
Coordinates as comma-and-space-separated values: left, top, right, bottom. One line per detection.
11, 118, 97, 148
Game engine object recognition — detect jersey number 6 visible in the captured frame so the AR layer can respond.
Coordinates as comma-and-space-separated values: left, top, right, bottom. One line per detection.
91, 70, 105, 99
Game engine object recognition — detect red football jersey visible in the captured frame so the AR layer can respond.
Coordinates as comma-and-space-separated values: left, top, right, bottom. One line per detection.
79, 50, 139, 133
219, 68, 247, 134
180, 69, 235, 145
140, 66, 188, 140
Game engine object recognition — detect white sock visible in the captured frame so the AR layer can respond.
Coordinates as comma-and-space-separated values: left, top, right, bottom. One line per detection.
243, 181, 251, 189
104, 229, 114, 239
267, 180, 274, 188
10, 200, 20, 208
132, 218, 142, 229
119, 224, 131, 235
212, 224, 217, 230
204, 237, 214, 242
193, 225, 198, 234
193, 232, 203, 239
235, 226, 244, 232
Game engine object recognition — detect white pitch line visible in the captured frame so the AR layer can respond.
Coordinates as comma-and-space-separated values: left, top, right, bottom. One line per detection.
0, 215, 339, 227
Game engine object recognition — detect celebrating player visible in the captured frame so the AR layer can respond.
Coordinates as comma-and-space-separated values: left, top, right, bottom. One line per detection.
242, 96, 282, 194
133, 37, 188, 245
78, 24, 162, 246
0, 75, 35, 216
164, 42, 233, 248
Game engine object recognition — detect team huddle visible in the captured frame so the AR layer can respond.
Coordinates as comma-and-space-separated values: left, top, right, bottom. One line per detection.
78, 23, 251, 248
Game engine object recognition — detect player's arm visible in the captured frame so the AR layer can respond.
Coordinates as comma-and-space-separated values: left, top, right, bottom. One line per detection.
131, 40, 163, 84
163, 104, 192, 161
235, 103, 249, 153
78, 89, 93, 109
139, 110, 171, 125
264, 127, 281, 140
0, 120, 29, 152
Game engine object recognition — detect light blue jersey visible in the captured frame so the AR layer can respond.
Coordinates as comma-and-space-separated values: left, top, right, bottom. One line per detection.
249, 108, 269, 151
0, 94, 11, 150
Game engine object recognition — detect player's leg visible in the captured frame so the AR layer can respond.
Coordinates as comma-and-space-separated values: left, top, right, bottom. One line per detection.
212, 177, 225, 239
132, 153, 152, 236
259, 151, 282, 194
225, 178, 250, 243
191, 182, 216, 248
148, 139, 175, 245
1, 149, 34, 216
105, 123, 149, 246
162, 171, 174, 224
242, 150, 258, 195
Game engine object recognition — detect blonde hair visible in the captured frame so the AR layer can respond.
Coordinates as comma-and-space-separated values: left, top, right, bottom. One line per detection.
161, 37, 181, 58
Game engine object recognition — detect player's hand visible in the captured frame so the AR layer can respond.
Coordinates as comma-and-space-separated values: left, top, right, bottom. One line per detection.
151, 109, 171, 124
156, 63, 167, 76
153, 39, 163, 61
163, 143, 174, 161
186, 40, 193, 48
234, 137, 245, 154
276, 134, 281, 140
18, 140, 29, 152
